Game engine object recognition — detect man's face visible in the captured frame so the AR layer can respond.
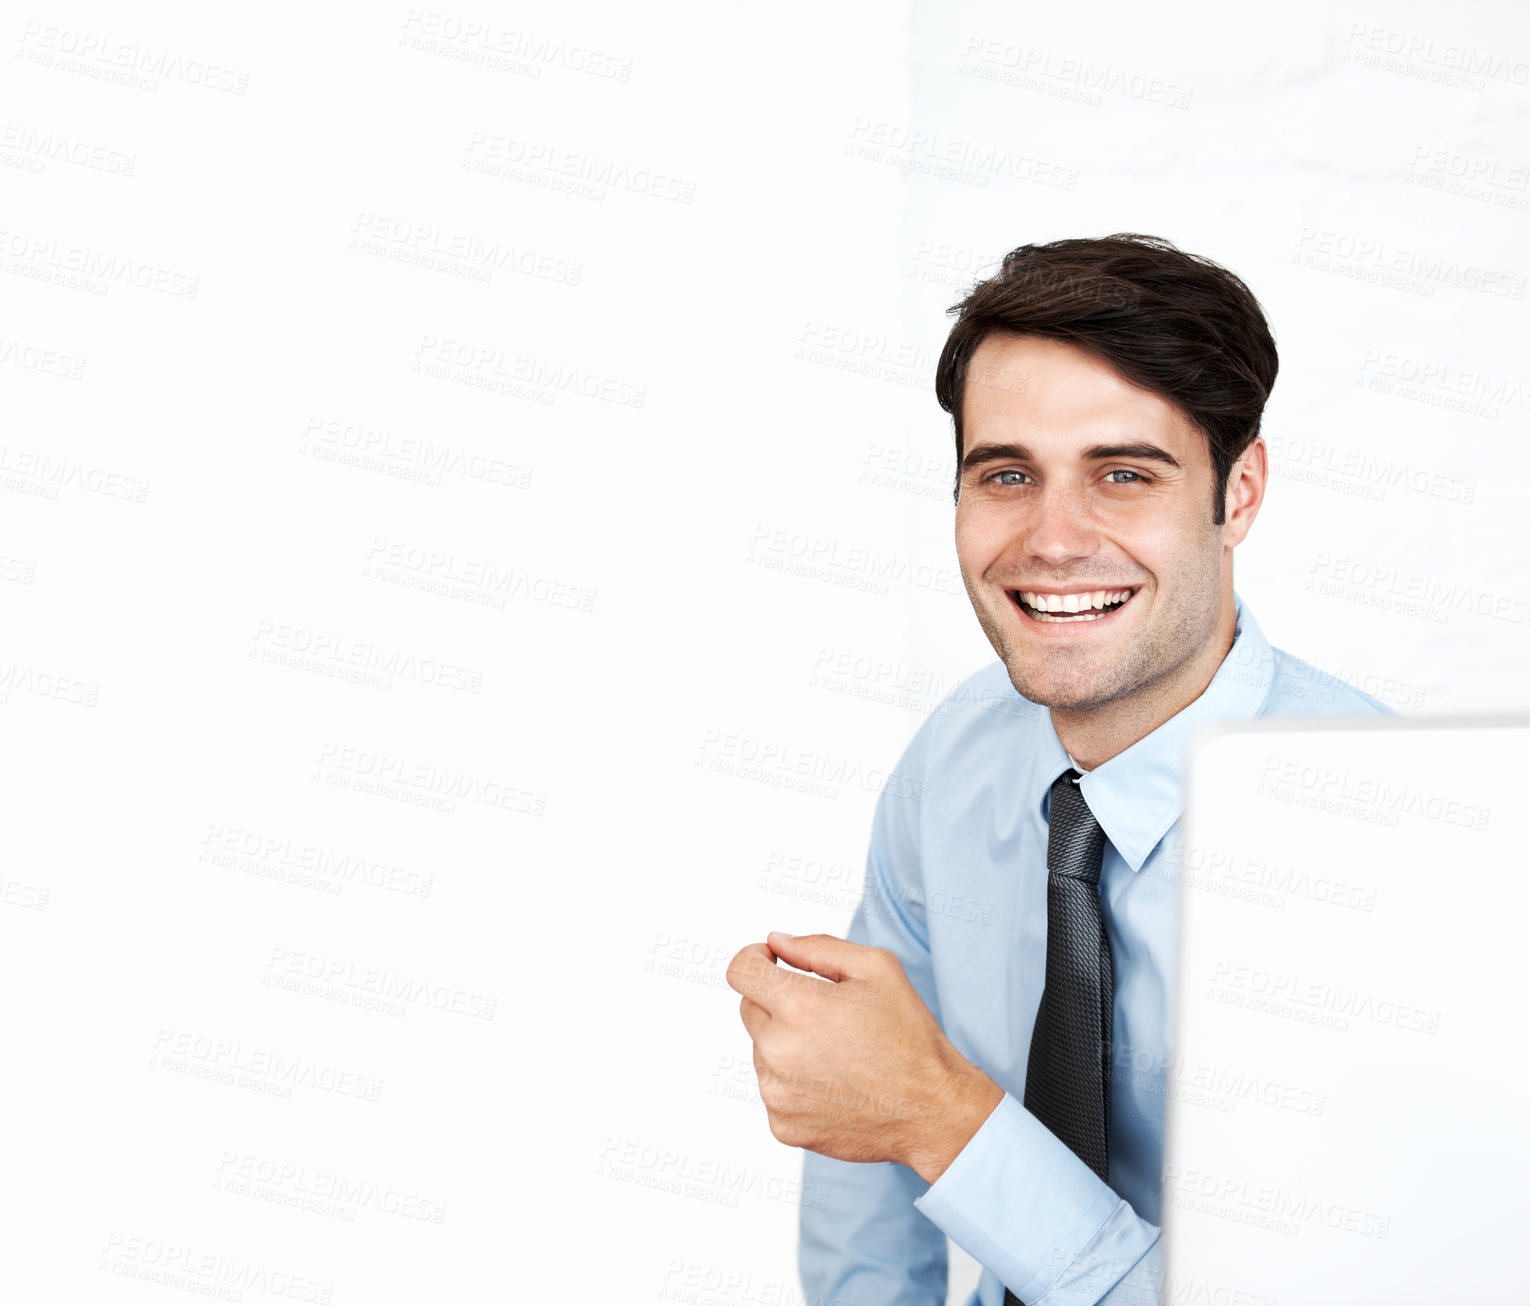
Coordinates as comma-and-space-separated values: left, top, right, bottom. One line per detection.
953, 331, 1253, 712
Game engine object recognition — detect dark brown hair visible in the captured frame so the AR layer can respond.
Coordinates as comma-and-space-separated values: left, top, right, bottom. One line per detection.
934, 233, 1278, 523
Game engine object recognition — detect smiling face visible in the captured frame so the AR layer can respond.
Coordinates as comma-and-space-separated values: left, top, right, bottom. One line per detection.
954, 332, 1264, 719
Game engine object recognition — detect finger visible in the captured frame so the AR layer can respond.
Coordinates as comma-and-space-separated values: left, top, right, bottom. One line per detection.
729, 940, 838, 1014
725, 943, 780, 1003
738, 994, 770, 1039
766, 931, 885, 983
753, 1043, 788, 1111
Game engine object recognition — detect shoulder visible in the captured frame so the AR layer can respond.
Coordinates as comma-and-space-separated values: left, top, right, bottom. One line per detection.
1263, 644, 1401, 718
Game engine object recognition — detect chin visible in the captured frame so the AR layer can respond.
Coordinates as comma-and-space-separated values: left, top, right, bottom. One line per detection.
1000, 652, 1132, 711
1007, 672, 1110, 711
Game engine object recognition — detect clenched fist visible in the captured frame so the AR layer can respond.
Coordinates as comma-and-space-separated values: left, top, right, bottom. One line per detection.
725, 930, 1004, 1184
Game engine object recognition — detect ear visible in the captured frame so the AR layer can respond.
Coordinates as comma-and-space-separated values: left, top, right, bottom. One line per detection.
1221, 436, 1267, 546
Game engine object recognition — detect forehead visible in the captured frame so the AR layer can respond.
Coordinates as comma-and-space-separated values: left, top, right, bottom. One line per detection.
963, 331, 1201, 457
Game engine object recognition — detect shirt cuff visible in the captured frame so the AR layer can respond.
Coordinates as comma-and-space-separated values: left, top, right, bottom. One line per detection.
913, 1092, 1120, 1303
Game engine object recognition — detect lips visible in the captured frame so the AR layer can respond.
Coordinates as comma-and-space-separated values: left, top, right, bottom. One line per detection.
1008, 587, 1138, 623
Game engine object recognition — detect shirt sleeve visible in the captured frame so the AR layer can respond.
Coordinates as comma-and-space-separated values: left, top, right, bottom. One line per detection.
913, 1094, 1163, 1305
798, 715, 1163, 1306
799, 722, 952, 1306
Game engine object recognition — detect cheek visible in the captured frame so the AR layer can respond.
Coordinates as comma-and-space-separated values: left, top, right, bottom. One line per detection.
956, 501, 1027, 558
1094, 499, 1192, 570
953, 515, 1001, 569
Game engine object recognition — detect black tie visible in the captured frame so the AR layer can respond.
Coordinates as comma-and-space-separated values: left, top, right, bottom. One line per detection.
1004, 769, 1113, 1306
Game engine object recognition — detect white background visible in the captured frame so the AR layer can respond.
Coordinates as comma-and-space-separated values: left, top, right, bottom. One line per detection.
3, 0, 1527, 1301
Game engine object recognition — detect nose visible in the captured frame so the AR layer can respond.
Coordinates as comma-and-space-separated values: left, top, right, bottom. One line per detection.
1023, 482, 1099, 565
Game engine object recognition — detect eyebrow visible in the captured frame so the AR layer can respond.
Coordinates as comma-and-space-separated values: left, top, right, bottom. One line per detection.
959, 440, 1183, 477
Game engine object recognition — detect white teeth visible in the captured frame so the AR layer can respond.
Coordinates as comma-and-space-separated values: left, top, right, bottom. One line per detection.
1016, 587, 1137, 620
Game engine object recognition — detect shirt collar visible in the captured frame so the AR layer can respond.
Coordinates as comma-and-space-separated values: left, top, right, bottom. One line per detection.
1033, 592, 1274, 872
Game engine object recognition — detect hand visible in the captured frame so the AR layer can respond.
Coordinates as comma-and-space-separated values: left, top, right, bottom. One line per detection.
725, 931, 1004, 1184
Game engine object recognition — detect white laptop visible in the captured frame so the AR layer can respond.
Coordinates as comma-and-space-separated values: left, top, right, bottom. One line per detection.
1164, 716, 1530, 1304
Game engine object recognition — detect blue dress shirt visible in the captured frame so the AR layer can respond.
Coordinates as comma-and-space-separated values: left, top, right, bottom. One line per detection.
798, 593, 1395, 1306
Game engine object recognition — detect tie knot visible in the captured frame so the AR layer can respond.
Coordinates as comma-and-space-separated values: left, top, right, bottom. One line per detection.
1047, 769, 1105, 886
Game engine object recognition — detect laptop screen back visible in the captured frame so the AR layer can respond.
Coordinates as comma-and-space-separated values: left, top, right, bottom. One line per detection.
1164, 716, 1529, 1305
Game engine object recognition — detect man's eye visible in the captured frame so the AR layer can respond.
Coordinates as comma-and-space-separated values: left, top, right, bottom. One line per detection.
1105, 469, 1145, 483
990, 470, 1030, 486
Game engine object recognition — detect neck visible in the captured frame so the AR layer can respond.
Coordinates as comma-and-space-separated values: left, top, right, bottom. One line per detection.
1051, 595, 1238, 771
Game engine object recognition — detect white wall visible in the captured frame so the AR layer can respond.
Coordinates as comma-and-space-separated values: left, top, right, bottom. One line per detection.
3, 0, 1525, 1301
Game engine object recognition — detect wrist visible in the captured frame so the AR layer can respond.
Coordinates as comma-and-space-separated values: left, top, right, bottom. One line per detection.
905, 1061, 1005, 1186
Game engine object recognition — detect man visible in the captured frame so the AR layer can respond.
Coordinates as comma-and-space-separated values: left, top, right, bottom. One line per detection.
725, 234, 1392, 1306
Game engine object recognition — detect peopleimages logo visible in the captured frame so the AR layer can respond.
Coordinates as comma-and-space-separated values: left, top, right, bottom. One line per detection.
1162, 1164, 1392, 1239
958, 37, 1195, 108
400, 11, 634, 81
1258, 755, 1491, 831
16, 23, 251, 94
696, 728, 928, 802
846, 119, 1079, 189
1345, 24, 1530, 88
0, 226, 199, 297
1295, 228, 1525, 298
100, 1234, 332, 1302
1209, 961, 1442, 1035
